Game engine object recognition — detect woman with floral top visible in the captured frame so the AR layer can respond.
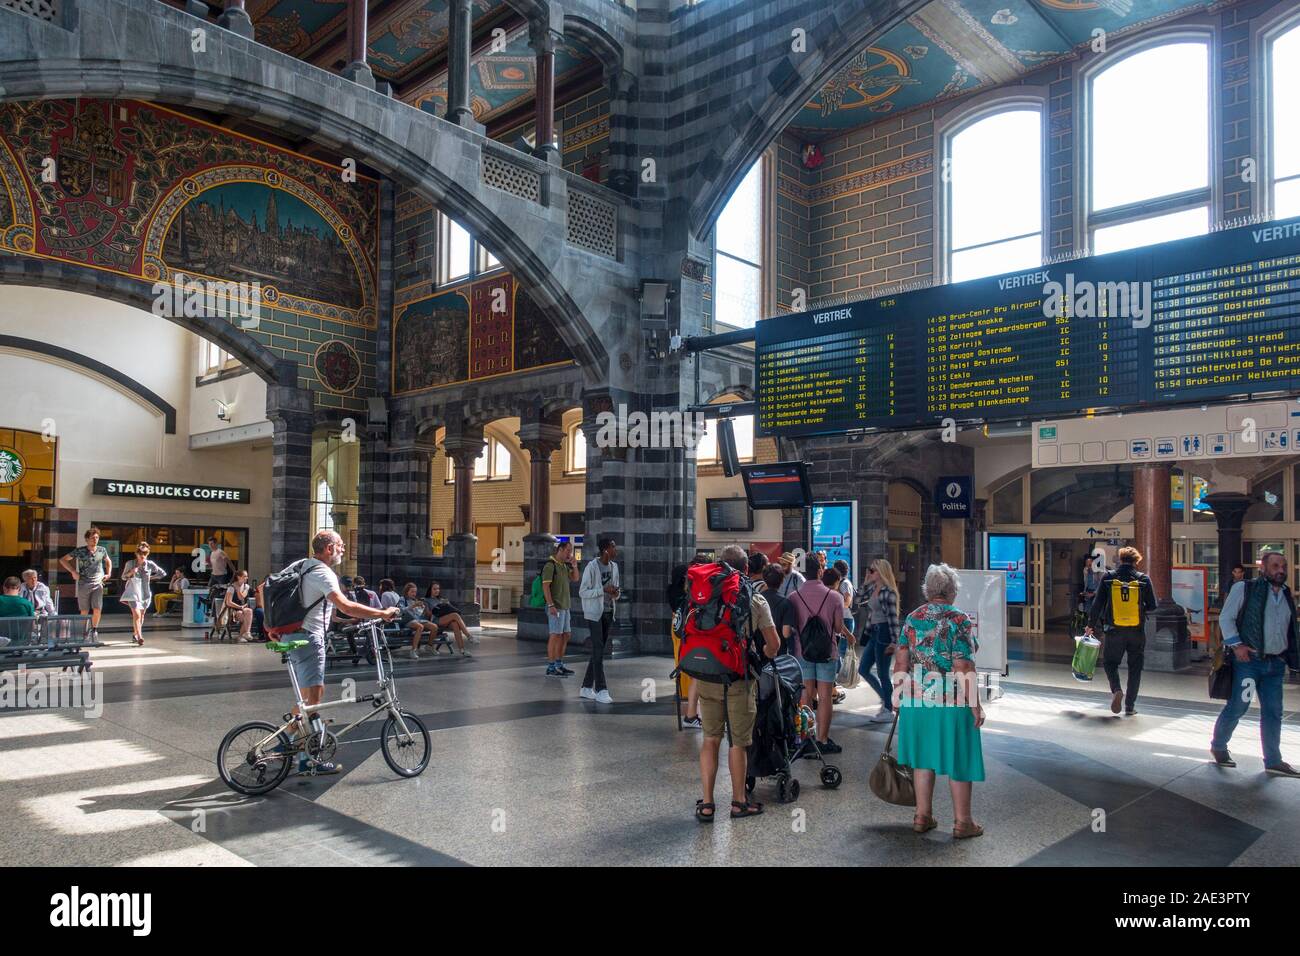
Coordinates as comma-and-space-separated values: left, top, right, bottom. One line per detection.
892, 563, 986, 839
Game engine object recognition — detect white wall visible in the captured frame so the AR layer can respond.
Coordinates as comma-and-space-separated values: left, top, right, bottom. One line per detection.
695, 471, 783, 553
0, 286, 274, 577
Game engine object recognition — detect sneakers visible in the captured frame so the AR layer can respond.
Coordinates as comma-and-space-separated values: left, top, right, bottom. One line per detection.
869, 707, 894, 723
296, 756, 343, 776
546, 662, 562, 677
1125, 707, 1138, 717
407, 647, 421, 660
469, 632, 481, 644
579, 686, 596, 700
1265, 762, 1300, 778
595, 689, 614, 704
460, 649, 473, 659
682, 715, 702, 730
1211, 749, 1236, 767
817, 737, 843, 755
556, 663, 575, 676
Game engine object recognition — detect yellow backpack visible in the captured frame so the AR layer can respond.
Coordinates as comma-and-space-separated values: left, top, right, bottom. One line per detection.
1110, 579, 1141, 627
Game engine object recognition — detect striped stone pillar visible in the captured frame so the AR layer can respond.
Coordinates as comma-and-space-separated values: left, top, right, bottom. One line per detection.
267, 384, 314, 573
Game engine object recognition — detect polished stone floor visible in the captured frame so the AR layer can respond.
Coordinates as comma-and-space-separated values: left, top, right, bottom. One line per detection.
2, 623, 1298, 867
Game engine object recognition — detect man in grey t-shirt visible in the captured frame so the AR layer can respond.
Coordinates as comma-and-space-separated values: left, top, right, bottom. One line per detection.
59, 527, 112, 639
272, 530, 399, 775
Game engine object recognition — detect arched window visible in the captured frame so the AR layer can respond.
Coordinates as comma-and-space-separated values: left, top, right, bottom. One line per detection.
945, 108, 1043, 282
1269, 22, 1300, 218
1088, 41, 1211, 254
567, 423, 587, 473
314, 478, 334, 533
446, 437, 512, 482
713, 159, 767, 329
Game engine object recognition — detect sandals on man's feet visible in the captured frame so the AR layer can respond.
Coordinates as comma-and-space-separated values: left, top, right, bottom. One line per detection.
695, 800, 716, 823
730, 799, 764, 819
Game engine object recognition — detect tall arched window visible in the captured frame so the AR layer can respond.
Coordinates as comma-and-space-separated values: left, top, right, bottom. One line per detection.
713, 159, 766, 329
315, 478, 334, 533
945, 108, 1043, 282
1088, 40, 1211, 254
1270, 22, 1300, 218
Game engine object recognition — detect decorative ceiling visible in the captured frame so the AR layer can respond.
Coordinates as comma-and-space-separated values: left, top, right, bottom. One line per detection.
791, 0, 1211, 137
244, 0, 594, 104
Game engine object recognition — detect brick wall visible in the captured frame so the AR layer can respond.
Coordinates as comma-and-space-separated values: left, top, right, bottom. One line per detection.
494, 85, 612, 183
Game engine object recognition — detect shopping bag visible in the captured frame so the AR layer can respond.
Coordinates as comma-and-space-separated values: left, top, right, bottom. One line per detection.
1208, 645, 1232, 701
837, 641, 861, 688
1071, 634, 1101, 682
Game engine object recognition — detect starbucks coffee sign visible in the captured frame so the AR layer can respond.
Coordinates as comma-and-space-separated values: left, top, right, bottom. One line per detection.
93, 478, 250, 504
0, 447, 24, 486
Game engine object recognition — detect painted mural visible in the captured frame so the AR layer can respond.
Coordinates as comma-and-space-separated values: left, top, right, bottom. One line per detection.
392, 274, 574, 394
791, 0, 1208, 135
0, 99, 379, 328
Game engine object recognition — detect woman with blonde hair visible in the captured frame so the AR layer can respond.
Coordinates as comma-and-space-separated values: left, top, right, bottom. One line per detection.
856, 558, 900, 722
120, 542, 166, 646
893, 563, 985, 838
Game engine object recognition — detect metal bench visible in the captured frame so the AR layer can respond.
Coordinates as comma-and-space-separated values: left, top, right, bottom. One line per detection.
0, 614, 102, 674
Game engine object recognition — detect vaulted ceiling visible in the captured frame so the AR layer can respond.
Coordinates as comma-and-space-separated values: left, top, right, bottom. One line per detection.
792, 0, 1213, 137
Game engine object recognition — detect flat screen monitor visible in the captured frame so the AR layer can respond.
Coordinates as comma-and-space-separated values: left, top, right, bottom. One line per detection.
706, 497, 753, 532
987, 532, 1028, 606
741, 461, 813, 510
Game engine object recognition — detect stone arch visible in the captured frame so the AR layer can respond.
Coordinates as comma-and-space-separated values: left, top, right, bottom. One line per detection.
0, 256, 288, 384
0, 0, 616, 383
679, 0, 932, 238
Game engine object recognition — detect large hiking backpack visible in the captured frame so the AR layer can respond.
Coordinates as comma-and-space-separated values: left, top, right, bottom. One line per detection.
1109, 578, 1141, 628
794, 589, 836, 663
676, 562, 754, 684
259, 558, 330, 638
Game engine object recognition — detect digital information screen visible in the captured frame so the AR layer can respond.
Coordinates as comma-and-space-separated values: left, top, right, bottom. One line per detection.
706, 497, 753, 533
741, 462, 813, 510
756, 217, 1300, 437
987, 533, 1028, 606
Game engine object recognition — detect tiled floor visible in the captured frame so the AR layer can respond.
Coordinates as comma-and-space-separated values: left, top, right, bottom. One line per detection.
2, 626, 1298, 866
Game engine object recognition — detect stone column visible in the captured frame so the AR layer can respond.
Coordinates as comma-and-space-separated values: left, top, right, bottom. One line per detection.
529, 19, 561, 165
1204, 492, 1251, 605
217, 0, 255, 39
605, 66, 637, 196
441, 428, 485, 617
266, 384, 314, 572
1134, 462, 1189, 670
388, 438, 436, 556
341, 0, 375, 89
445, 0, 484, 133
514, 414, 563, 642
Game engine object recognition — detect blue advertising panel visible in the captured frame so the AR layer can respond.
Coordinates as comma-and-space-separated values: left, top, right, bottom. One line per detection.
810, 501, 857, 583
987, 533, 1028, 606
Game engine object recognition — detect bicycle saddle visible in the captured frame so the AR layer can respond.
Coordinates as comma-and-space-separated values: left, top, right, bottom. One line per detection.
265, 640, 309, 652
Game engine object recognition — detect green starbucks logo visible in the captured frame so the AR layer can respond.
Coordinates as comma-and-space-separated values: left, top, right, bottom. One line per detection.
0, 448, 23, 486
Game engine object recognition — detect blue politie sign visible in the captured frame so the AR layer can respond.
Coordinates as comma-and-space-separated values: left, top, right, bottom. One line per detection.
936, 476, 972, 518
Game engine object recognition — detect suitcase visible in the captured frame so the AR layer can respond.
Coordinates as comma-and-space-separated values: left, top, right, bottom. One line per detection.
1071, 634, 1102, 682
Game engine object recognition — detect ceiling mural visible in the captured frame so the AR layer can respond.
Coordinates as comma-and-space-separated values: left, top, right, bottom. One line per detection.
792, 0, 1209, 136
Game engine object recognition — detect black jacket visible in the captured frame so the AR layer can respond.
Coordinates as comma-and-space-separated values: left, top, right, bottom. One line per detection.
1088, 563, 1157, 632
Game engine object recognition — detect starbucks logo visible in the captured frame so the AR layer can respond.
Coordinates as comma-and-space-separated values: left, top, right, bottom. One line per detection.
0, 448, 24, 486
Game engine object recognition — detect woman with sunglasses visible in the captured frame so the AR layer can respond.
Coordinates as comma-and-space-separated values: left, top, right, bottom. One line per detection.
120, 542, 167, 646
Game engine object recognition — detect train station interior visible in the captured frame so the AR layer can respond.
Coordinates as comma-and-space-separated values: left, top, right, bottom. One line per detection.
1, 0, 1299, 877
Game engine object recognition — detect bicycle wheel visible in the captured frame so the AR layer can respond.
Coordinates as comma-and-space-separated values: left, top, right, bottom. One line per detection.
380, 710, 430, 778
218, 721, 293, 795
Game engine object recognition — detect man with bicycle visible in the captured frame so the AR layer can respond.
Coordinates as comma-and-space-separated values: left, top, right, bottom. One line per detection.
281, 530, 399, 775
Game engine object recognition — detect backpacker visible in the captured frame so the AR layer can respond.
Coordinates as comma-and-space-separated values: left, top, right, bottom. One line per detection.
676, 562, 754, 684
793, 589, 836, 663
259, 558, 330, 638
528, 574, 546, 608
1109, 578, 1141, 628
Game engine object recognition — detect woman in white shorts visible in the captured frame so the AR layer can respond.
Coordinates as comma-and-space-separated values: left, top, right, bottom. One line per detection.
121, 543, 166, 646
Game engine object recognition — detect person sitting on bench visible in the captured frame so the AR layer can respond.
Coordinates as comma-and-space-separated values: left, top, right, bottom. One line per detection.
425, 580, 474, 656
397, 583, 440, 659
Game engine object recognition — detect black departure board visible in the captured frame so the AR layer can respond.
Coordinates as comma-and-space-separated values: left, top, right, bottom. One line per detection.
756, 216, 1300, 437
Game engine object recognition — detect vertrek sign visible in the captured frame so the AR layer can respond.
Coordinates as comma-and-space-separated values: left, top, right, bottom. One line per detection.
92, 479, 251, 504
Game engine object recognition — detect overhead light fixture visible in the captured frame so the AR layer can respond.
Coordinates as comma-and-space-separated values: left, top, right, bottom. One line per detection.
213, 399, 231, 422
639, 280, 672, 317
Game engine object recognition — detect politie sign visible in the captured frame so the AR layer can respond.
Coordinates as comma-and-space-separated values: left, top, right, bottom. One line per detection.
935, 476, 972, 518
93, 478, 251, 504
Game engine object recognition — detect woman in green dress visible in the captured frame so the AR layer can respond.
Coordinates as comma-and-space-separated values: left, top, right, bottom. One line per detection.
892, 563, 986, 838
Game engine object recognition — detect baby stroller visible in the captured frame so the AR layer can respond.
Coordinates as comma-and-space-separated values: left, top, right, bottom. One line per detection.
745, 654, 842, 803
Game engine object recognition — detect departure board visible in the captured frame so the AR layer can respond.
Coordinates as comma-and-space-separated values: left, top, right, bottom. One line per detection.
756, 216, 1300, 437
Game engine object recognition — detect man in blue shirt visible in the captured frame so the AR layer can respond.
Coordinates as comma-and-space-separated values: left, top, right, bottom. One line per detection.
1211, 551, 1299, 776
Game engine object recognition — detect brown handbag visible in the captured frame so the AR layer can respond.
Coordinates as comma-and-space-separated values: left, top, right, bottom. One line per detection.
869, 709, 916, 806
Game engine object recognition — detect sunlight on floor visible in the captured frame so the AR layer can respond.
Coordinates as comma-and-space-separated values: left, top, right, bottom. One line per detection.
0, 739, 165, 782
0, 712, 89, 740
21, 774, 212, 835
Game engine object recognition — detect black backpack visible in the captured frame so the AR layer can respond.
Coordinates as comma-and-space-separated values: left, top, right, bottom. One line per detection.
259, 558, 330, 637
795, 590, 836, 663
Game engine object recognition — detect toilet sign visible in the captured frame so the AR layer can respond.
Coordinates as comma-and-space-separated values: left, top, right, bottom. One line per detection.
936, 476, 972, 518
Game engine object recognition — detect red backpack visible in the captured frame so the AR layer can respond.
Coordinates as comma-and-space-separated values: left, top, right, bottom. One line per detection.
676, 562, 754, 684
